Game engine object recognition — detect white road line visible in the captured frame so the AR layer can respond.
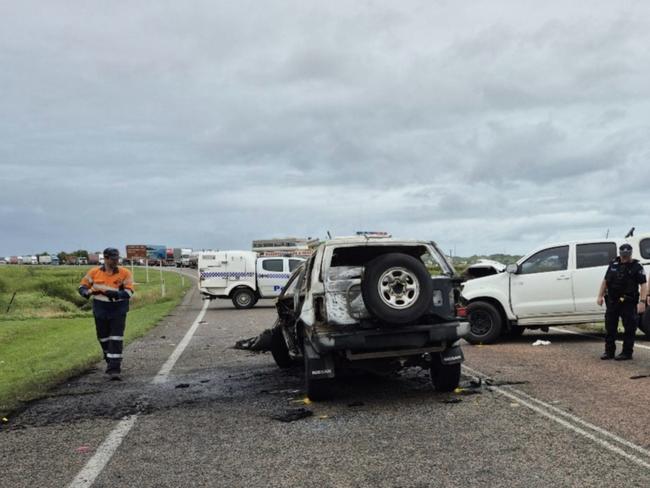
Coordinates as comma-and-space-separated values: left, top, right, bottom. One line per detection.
549, 326, 650, 351
152, 299, 210, 384
67, 416, 138, 488
462, 365, 650, 471
67, 299, 210, 488
505, 387, 650, 459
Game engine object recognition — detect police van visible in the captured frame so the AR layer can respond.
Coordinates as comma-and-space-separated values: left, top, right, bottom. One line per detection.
198, 251, 305, 308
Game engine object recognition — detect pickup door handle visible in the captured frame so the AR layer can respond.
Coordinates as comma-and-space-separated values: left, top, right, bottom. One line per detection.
556, 276, 570, 281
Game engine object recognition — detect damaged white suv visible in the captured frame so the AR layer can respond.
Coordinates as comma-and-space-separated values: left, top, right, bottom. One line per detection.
270, 237, 470, 400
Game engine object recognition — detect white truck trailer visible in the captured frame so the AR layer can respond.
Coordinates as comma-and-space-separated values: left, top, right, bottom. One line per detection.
198, 251, 305, 308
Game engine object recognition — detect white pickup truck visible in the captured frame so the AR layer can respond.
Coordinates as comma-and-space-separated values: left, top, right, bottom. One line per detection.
198, 251, 305, 308
461, 235, 650, 343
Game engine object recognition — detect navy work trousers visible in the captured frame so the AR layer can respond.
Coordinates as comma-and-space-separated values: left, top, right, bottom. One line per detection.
94, 314, 126, 367
604, 299, 637, 355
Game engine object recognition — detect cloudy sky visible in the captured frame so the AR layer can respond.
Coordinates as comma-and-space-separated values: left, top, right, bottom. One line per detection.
1, 1, 649, 257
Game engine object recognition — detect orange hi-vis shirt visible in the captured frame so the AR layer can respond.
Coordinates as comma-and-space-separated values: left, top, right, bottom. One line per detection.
80, 266, 134, 302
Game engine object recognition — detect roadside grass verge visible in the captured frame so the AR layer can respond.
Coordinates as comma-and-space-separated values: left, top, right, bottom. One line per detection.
0, 266, 191, 417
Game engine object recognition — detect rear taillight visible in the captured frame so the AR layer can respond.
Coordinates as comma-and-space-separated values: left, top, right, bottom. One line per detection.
456, 305, 467, 318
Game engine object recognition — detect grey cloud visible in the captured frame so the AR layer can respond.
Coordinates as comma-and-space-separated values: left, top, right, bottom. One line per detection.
2, 1, 650, 257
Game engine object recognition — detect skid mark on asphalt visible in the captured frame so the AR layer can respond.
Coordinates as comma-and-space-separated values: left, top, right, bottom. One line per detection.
462, 365, 650, 471
67, 299, 210, 488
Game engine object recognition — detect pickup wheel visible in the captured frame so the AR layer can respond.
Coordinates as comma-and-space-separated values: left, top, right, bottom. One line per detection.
361, 253, 433, 324
466, 301, 503, 344
430, 354, 461, 392
270, 324, 294, 368
232, 288, 255, 309
640, 310, 650, 339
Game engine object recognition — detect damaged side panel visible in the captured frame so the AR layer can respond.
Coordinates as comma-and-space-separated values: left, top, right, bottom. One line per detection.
324, 266, 370, 325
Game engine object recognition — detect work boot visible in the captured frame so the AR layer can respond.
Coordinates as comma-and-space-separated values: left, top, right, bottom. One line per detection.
600, 352, 614, 360
615, 352, 633, 361
105, 361, 122, 379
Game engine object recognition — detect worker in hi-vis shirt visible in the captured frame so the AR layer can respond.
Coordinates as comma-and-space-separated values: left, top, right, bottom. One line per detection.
79, 248, 134, 378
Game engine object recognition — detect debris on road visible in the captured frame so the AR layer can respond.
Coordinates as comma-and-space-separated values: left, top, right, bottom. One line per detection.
532, 340, 551, 346
347, 401, 365, 408
271, 408, 313, 423
440, 398, 463, 404
234, 329, 272, 351
75, 445, 92, 454
630, 374, 649, 380
175, 383, 190, 389
485, 379, 530, 387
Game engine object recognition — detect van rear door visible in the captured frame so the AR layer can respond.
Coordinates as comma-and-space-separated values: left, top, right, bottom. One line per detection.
199, 253, 227, 291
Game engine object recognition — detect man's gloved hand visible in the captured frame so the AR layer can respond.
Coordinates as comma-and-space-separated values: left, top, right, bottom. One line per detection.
117, 290, 131, 300
103, 290, 120, 300
79, 287, 91, 299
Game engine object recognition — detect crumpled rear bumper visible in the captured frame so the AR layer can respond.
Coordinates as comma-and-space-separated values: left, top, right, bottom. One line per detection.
310, 320, 469, 356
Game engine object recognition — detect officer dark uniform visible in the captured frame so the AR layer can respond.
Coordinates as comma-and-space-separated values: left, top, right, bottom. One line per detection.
78, 248, 135, 377
597, 243, 647, 360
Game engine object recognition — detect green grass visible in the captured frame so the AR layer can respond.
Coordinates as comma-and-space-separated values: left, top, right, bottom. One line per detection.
0, 266, 192, 417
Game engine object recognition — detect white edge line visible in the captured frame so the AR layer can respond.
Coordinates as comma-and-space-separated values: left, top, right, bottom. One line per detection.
152, 299, 210, 384
462, 365, 650, 470
67, 415, 138, 488
548, 326, 650, 351
67, 298, 209, 488
504, 386, 650, 458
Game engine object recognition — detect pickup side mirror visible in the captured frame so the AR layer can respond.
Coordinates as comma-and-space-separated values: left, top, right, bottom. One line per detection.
506, 263, 519, 274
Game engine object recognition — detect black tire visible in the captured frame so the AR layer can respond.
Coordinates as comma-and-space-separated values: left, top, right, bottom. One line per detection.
466, 301, 503, 344
640, 310, 650, 339
361, 253, 433, 324
232, 288, 256, 309
304, 348, 333, 401
430, 355, 461, 392
271, 325, 294, 368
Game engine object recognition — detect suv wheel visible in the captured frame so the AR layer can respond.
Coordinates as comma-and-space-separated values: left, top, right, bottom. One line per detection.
271, 324, 294, 368
466, 301, 503, 344
429, 354, 461, 392
361, 253, 433, 324
232, 288, 255, 309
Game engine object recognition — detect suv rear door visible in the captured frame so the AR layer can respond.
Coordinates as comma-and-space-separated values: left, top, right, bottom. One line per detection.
510, 245, 574, 317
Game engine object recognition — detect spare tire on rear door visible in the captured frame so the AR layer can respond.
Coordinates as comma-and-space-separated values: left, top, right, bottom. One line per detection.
361, 253, 433, 324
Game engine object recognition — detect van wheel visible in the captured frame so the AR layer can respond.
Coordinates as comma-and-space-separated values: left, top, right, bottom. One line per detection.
430, 354, 461, 392
232, 289, 255, 309
466, 301, 503, 344
271, 325, 294, 368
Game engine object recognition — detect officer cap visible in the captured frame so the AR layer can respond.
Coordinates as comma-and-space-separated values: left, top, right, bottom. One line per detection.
103, 247, 120, 259
619, 243, 632, 256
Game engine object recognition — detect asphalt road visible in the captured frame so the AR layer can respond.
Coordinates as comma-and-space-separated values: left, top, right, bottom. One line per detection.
1, 277, 649, 487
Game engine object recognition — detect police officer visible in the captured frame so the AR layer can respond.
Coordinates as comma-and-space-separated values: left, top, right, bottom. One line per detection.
596, 243, 647, 360
79, 248, 135, 378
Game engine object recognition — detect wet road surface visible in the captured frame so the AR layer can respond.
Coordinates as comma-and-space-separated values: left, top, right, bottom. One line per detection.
1, 278, 649, 487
